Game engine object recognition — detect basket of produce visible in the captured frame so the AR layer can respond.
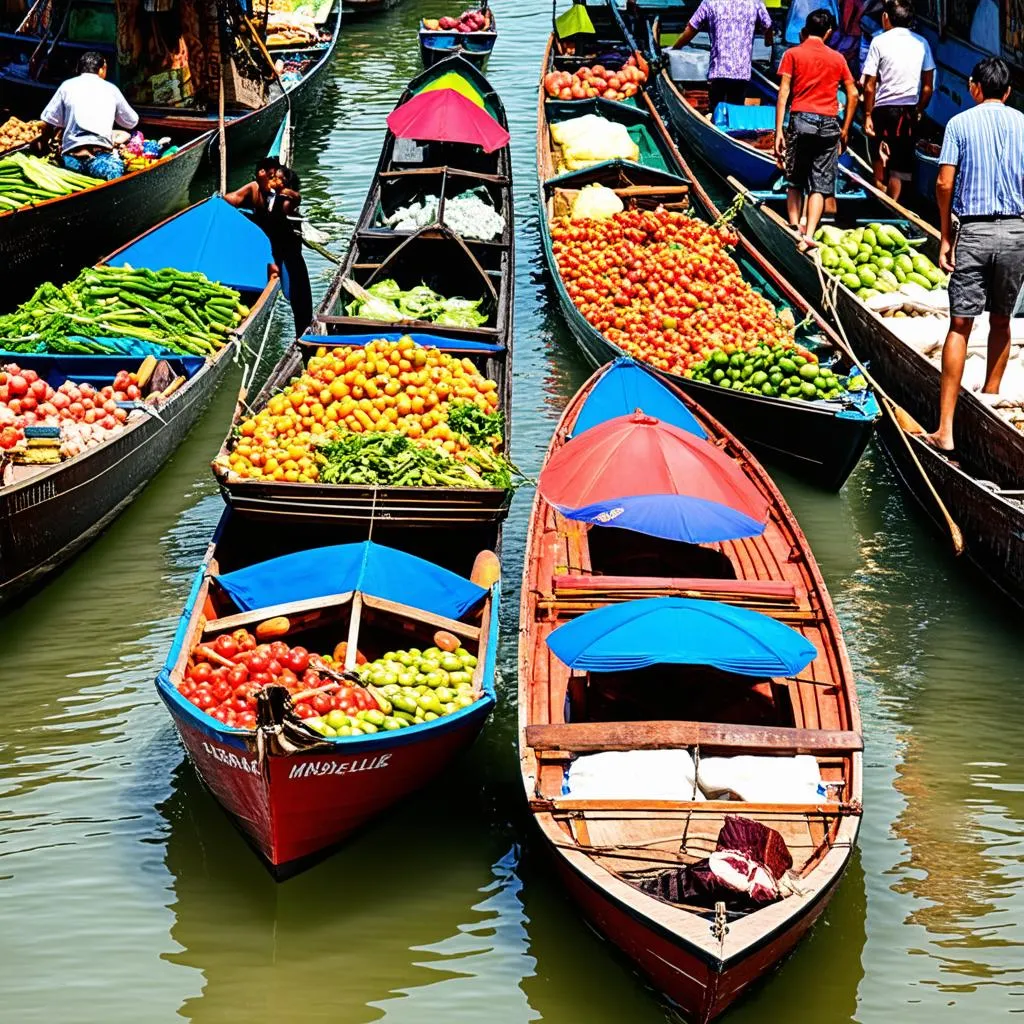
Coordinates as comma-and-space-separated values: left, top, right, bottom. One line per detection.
813, 223, 947, 301
0, 152, 102, 214
175, 624, 488, 736
543, 54, 648, 103
0, 266, 251, 357
214, 335, 517, 524
422, 8, 493, 34
0, 117, 46, 157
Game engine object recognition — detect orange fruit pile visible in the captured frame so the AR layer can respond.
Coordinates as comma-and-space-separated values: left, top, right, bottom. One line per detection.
219, 337, 500, 483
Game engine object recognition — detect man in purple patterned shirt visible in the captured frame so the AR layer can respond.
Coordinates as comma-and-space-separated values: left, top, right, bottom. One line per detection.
672, 0, 774, 112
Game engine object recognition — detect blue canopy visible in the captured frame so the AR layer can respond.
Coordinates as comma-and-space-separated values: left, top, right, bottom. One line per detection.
573, 359, 706, 439
107, 196, 272, 293
556, 493, 765, 543
215, 541, 487, 620
546, 597, 818, 676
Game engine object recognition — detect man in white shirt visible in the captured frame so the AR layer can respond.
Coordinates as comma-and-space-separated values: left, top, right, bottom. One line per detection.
36, 51, 139, 181
861, 0, 935, 201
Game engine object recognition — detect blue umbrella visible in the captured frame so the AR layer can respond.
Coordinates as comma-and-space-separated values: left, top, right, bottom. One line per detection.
572, 359, 707, 440
554, 493, 767, 544
546, 597, 818, 676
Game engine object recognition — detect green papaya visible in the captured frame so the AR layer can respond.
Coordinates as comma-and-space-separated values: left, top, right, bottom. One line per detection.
911, 254, 935, 274
840, 239, 860, 258
877, 269, 899, 289
924, 267, 946, 286
862, 227, 877, 247
839, 257, 858, 275
875, 255, 894, 271
884, 224, 909, 248
858, 266, 877, 287
855, 251, 871, 265
895, 253, 914, 274
820, 245, 839, 268
905, 271, 932, 289
778, 356, 797, 374
799, 362, 820, 381
857, 287, 881, 299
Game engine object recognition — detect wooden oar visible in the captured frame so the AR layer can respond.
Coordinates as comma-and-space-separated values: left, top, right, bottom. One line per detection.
811, 258, 965, 556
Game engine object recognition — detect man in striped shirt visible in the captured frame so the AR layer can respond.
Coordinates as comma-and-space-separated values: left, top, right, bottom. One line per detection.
927, 56, 1024, 457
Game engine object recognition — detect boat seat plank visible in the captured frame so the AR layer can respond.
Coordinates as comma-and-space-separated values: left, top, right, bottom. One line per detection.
525, 720, 862, 755
552, 573, 799, 604
532, 797, 858, 815
203, 590, 355, 634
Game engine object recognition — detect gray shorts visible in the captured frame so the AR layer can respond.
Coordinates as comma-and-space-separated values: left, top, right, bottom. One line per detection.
948, 217, 1024, 318
784, 112, 841, 196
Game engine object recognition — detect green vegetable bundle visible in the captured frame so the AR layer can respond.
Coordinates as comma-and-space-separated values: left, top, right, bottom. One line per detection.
814, 222, 948, 301
346, 279, 489, 328
0, 266, 250, 356
686, 342, 862, 401
0, 152, 100, 212
316, 432, 515, 489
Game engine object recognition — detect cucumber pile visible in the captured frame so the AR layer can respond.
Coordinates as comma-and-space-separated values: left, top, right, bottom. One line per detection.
686, 343, 866, 401
814, 222, 947, 302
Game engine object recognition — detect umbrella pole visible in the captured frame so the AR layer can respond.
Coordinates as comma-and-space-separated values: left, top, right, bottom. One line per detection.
218, 60, 228, 194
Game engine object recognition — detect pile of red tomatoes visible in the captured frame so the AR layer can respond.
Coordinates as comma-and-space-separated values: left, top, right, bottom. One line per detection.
550, 209, 795, 376
177, 630, 379, 731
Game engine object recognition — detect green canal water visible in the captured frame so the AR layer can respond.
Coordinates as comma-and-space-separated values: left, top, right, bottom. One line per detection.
2, 4, 1024, 1021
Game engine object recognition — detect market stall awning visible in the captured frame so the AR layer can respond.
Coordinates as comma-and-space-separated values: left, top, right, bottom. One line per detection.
387, 88, 510, 153
545, 597, 818, 675
214, 541, 486, 619
539, 411, 768, 543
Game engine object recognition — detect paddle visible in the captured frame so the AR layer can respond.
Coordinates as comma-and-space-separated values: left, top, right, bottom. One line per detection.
810, 255, 965, 556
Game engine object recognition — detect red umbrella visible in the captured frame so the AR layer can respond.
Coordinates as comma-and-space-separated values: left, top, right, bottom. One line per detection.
386, 88, 510, 153
538, 411, 769, 542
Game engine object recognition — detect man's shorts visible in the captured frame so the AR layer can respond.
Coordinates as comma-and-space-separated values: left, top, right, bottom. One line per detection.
784, 112, 841, 196
868, 104, 917, 180
948, 217, 1024, 318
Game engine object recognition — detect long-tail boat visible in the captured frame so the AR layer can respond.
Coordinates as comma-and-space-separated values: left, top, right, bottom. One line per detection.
0, 195, 280, 607
536, 36, 878, 488
519, 357, 863, 1021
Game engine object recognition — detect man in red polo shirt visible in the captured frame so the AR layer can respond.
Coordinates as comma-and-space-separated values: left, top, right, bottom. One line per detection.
774, 8, 859, 249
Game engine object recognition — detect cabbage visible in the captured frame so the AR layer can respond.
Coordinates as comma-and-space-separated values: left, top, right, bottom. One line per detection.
346, 296, 404, 321
366, 279, 403, 299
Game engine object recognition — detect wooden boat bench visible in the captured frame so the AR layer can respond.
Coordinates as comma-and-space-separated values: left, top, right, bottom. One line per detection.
549, 573, 802, 609
526, 720, 863, 756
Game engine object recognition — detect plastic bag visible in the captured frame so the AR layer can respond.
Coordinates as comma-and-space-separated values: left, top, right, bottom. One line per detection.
571, 183, 624, 220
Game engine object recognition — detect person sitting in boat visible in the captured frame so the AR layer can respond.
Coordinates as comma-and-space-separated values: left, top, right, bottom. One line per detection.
926, 57, 1024, 459
774, 9, 859, 250
224, 158, 314, 336
34, 51, 139, 182
671, 0, 774, 113
861, 0, 935, 203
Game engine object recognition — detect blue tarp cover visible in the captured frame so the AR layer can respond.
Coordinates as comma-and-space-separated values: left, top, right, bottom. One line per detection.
572, 359, 707, 439
107, 196, 272, 293
215, 540, 486, 620
712, 103, 777, 132
555, 493, 766, 544
546, 596, 818, 676
300, 332, 503, 352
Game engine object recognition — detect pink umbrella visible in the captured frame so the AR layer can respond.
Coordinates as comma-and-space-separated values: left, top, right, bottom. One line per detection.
386, 88, 510, 153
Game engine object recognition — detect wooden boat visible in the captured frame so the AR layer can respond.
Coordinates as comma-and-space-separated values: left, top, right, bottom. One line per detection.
156, 510, 500, 878
0, 128, 212, 310
731, 174, 1024, 602
0, 0, 341, 159
371, 55, 511, 181
536, 61, 879, 489
419, 9, 497, 70
0, 196, 280, 607
519, 358, 863, 1022
213, 62, 514, 528
350, 57, 513, 271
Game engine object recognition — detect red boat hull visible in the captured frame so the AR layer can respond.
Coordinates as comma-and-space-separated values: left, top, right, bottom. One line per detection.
169, 707, 489, 877
551, 847, 842, 1022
